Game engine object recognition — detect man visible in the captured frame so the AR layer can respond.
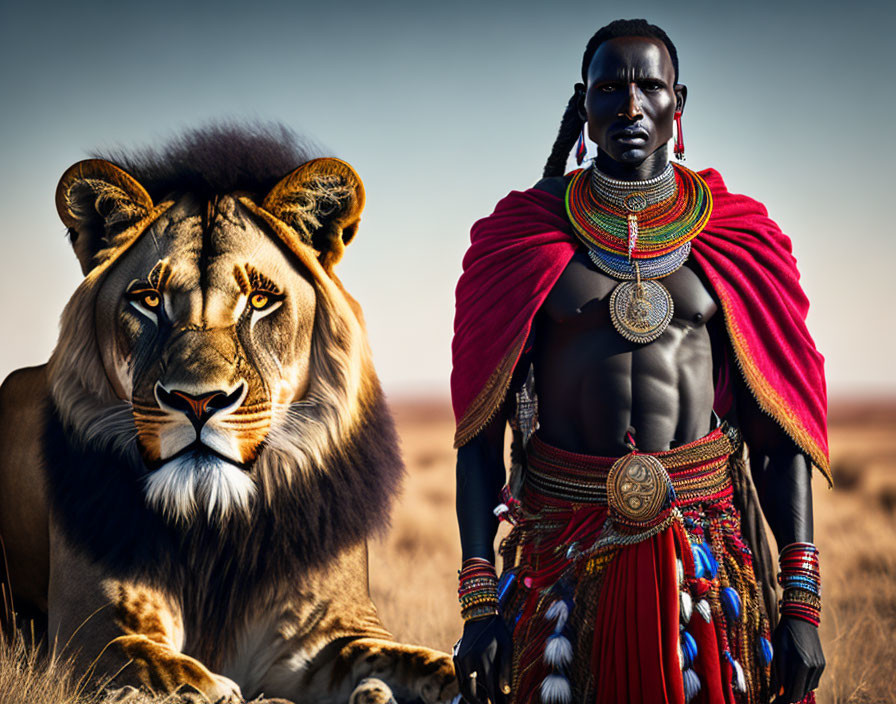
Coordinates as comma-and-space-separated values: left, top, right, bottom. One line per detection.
451, 19, 827, 704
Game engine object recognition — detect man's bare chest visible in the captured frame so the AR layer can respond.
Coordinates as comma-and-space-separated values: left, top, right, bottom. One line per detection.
540, 250, 718, 327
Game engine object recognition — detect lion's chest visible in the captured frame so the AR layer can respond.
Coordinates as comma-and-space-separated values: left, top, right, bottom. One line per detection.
215, 610, 307, 697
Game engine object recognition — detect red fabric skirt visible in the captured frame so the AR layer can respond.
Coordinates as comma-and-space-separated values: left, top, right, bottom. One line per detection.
500, 429, 772, 704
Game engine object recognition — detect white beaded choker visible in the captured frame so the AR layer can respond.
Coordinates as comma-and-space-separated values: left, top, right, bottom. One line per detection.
590, 163, 677, 213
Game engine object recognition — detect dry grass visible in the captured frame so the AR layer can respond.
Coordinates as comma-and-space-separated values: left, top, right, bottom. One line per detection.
3, 398, 895, 703
0, 627, 118, 704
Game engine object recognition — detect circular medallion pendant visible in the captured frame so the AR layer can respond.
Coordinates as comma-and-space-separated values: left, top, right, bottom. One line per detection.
623, 192, 648, 212
607, 453, 672, 524
609, 280, 674, 343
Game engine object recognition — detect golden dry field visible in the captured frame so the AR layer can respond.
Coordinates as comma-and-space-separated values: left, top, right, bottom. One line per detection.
2, 398, 895, 703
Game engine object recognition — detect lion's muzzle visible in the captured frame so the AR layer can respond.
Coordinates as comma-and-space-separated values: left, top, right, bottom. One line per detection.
155, 381, 247, 431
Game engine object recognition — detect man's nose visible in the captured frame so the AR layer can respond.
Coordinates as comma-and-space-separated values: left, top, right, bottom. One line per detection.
620, 83, 644, 120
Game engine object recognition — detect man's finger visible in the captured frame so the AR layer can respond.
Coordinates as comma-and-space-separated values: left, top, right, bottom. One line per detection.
455, 661, 479, 704
782, 663, 809, 704
498, 643, 513, 703
458, 676, 477, 704
458, 677, 477, 704
807, 659, 824, 693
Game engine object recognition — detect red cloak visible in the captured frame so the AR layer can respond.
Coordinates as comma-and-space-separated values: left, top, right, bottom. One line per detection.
450, 168, 830, 483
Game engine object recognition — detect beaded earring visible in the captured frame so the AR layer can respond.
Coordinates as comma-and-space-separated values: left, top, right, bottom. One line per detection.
575, 125, 587, 166
673, 111, 685, 161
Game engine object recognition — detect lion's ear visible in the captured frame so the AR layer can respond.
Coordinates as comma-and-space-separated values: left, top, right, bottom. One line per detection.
56, 159, 154, 274
262, 158, 365, 270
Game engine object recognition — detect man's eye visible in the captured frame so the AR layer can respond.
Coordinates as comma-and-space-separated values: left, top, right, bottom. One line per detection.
249, 291, 281, 311
599, 84, 618, 93
642, 82, 663, 91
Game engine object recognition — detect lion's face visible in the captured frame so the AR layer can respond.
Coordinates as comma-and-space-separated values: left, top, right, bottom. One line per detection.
49, 157, 373, 524
97, 193, 319, 518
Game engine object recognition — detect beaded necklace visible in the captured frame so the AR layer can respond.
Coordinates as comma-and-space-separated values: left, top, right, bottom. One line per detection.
566, 162, 712, 263
564, 162, 713, 343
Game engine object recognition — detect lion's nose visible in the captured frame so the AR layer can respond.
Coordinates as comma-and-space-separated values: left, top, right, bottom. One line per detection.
155, 381, 247, 429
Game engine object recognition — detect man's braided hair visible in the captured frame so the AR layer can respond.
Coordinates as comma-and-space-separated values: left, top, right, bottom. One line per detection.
542, 19, 680, 179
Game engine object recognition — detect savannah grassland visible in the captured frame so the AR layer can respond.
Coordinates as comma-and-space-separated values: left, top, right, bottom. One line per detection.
2, 399, 895, 704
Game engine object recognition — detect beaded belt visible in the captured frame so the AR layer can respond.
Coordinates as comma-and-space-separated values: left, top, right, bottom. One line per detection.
524, 427, 736, 522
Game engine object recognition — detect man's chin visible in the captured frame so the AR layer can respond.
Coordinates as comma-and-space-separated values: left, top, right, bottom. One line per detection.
613, 147, 652, 164
143, 450, 256, 524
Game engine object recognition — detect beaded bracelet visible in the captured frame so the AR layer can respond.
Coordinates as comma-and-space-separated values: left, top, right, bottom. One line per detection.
458, 557, 499, 621
777, 543, 821, 627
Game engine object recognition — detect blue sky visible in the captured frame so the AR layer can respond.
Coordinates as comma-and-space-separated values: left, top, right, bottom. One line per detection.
2, 0, 893, 396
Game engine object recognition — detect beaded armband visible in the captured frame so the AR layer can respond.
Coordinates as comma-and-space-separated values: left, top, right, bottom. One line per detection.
458, 558, 499, 622
777, 542, 821, 627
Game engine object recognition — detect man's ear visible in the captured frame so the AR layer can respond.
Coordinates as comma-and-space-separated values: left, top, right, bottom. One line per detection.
262, 158, 365, 270
674, 84, 688, 114
575, 82, 588, 122
56, 159, 154, 275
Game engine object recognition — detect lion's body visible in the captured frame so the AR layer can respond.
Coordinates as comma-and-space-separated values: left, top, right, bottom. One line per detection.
0, 366, 51, 617
0, 128, 456, 703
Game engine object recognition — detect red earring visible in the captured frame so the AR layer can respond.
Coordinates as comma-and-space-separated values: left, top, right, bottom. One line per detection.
673, 111, 685, 160
575, 125, 587, 166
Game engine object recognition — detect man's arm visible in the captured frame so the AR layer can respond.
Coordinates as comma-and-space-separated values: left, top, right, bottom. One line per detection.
454, 397, 515, 704
737, 390, 825, 703
456, 414, 507, 563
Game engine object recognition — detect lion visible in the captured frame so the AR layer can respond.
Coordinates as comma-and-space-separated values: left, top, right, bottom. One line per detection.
0, 126, 458, 704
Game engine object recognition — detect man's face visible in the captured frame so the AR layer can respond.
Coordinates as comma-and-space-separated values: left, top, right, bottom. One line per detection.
582, 36, 683, 166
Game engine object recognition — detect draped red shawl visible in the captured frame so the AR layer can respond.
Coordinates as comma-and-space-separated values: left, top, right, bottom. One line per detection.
450, 168, 830, 483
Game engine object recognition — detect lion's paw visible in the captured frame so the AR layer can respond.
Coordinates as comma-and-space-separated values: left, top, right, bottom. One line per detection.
175, 674, 243, 703
416, 657, 459, 704
208, 673, 244, 703
349, 677, 397, 704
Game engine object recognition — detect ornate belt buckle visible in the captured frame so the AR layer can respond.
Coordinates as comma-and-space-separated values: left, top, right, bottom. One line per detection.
606, 453, 673, 524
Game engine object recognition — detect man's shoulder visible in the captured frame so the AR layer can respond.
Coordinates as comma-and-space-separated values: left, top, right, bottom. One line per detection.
531, 176, 566, 199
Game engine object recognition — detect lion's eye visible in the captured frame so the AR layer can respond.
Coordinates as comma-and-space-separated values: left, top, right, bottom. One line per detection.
127, 288, 162, 310
249, 291, 280, 311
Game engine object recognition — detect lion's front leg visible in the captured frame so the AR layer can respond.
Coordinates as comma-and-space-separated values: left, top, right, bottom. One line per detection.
322, 637, 458, 704
49, 530, 241, 702
109, 634, 241, 702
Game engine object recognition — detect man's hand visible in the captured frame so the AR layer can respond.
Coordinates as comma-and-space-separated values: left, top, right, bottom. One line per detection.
770, 616, 824, 703
453, 615, 512, 704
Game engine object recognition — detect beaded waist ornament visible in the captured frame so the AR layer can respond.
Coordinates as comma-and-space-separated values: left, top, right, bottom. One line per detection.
564, 162, 713, 343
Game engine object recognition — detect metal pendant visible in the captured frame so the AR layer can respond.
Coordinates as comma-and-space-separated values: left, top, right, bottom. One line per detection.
606, 453, 673, 524
609, 279, 674, 343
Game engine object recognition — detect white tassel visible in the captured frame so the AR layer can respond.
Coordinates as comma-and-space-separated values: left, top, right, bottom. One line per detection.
676, 558, 684, 586
539, 674, 572, 704
695, 599, 712, 622
678, 642, 684, 670
493, 503, 509, 518
545, 600, 570, 631
682, 668, 701, 702
679, 590, 693, 624
544, 634, 573, 667
731, 658, 747, 693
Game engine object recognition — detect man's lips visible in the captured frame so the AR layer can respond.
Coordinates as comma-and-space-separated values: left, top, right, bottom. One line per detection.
612, 127, 649, 143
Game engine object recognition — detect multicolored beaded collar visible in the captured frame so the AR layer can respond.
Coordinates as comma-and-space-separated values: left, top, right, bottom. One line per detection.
564, 162, 713, 343
565, 162, 713, 268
